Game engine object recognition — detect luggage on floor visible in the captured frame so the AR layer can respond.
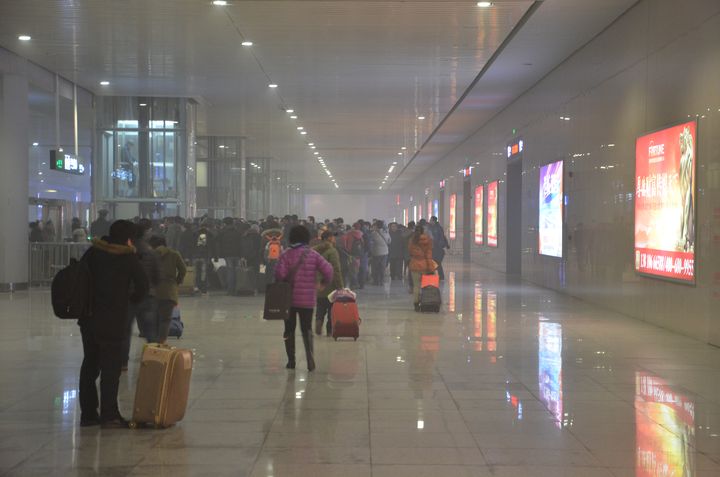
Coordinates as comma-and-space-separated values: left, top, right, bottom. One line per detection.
130, 344, 193, 429
331, 301, 360, 341
168, 307, 184, 338
234, 260, 256, 296
419, 285, 441, 313
420, 273, 439, 289
178, 266, 195, 296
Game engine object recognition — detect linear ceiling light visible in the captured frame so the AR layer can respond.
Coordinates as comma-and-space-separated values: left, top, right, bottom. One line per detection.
241, 41, 253, 46
18, 35, 31, 41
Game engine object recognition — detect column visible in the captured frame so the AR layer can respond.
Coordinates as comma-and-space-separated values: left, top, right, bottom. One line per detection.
239, 137, 246, 219
0, 74, 29, 290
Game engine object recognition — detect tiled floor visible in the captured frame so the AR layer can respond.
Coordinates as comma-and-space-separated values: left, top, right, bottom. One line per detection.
1, 259, 719, 476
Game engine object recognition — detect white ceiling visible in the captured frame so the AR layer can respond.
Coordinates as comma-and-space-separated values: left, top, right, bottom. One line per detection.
0, 0, 635, 193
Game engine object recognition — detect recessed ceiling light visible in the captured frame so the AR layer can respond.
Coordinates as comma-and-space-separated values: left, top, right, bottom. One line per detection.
310, 146, 316, 149
401, 147, 407, 150
477, 2, 493, 7
100, 81, 110, 86
300, 131, 307, 135
308, 143, 314, 146
241, 41, 253, 46
417, 116, 425, 120
268, 84, 278, 88
313, 152, 319, 155
218, 145, 226, 148
392, 161, 397, 165
297, 126, 304, 130
286, 109, 294, 114
290, 115, 298, 119
139, 103, 147, 107
213, 0, 228, 5
32, 142, 39, 146
18, 35, 31, 41
45, 189, 58, 193
397, 152, 403, 155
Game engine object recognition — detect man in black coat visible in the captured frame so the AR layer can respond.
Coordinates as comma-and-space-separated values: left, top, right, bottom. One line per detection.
217, 218, 243, 294
78, 220, 149, 428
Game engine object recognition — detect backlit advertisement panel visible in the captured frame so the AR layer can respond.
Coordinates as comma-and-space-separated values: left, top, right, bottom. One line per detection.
635, 372, 695, 477
433, 200, 439, 219
635, 121, 697, 283
413, 205, 417, 223
538, 160, 563, 257
538, 321, 562, 427
449, 193, 457, 240
487, 181, 498, 247
474, 185, 484, 245
427, 199, 432, 219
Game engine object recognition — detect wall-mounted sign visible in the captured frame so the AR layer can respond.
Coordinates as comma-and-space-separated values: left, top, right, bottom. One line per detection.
50, 150, 85, 175
439, 180, 446, 189
507, 138, 524, 159
395, 194, 400, 206
487, 181, 498, 247
475, 185, 484, 245
462, 166, 473, 178
449, 193, 457, 240
635, 121, 697, 283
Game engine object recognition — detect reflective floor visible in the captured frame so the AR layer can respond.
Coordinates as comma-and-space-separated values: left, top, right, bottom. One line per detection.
1, 259, 719, 476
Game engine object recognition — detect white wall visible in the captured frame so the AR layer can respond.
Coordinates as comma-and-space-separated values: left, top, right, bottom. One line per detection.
305, 193, 394, 223
401, 0, 720, 344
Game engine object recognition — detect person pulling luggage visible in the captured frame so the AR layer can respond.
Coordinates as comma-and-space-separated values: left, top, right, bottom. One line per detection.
312, 230, 345, 336
275, 225, 333, 371
148, 235, 186, 343
408, 225, 436, 311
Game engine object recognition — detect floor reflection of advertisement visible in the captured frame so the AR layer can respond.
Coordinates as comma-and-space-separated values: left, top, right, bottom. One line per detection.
473, 284, 482, 351
635, 372, 695, 477
449, 193, 457, 240
635, 121, 697, 283
487, 181, 498, 247
448, 272, 455, 313
487, 291, 496, 353
538, 322, 562, 426
539, 160, 563, 257
475, 185, 484, 245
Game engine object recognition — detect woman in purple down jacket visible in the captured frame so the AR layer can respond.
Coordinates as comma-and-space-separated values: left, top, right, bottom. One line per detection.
275, 225, 333, 371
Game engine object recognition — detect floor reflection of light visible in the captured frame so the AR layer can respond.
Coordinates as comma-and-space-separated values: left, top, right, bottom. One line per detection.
448, 272, 456, 312
538, 321, 563, 427
473, 284, 483, 351
54, 389, 77, 415
417, 420, 424, 429
635, 372, 695, 477
487, 292, 497, 353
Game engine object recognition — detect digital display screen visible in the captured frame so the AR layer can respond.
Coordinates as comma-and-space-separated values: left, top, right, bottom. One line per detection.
635, 371, 695, 477
433, 200, 439, 219
635, 121, 697, 283
538, 160, 563, 257
449, 193, 457, 240
475, 186, 484, 245
487, 182, 498, 247
538, 322, 562, 427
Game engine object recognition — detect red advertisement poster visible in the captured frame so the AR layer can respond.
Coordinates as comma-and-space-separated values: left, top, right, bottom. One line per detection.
475, 185, 484, 245
487, 181, 498, 247
449, 193, 457, 240
635, 121, 696, 282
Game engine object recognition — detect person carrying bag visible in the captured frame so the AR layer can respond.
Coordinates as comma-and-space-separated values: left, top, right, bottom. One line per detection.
270, 225, 333, 371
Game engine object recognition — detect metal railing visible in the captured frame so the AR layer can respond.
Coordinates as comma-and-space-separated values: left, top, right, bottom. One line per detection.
28, 242, 92, 286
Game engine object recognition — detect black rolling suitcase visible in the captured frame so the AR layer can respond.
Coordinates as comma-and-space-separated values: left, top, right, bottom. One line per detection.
419, 285, 441, 313
234, 260, 257, 296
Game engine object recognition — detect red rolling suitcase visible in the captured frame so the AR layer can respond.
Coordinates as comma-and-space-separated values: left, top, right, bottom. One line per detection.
331, 301, 360, 341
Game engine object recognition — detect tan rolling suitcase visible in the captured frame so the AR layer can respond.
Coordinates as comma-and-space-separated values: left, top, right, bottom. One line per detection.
130, 344, 193, 429
178, 266, 195, 296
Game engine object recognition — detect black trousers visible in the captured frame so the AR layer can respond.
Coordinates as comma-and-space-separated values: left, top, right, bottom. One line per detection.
389, 258, 404, 279
316, 297, 333, 334
79, 324, 124, 420
284, 307, 314, 337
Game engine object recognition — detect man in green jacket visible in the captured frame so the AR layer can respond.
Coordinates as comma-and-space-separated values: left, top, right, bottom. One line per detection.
313, 231, 344, 336
148, 236, 187, 343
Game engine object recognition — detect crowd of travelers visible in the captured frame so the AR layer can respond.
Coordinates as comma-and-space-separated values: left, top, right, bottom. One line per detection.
61, 211, 450, 428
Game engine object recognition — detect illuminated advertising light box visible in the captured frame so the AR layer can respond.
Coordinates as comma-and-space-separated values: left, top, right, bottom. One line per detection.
403, 208, 408, 225
427, 199, 432, 219
419, 204, 423, 222
449, 193, 457, 240
635, 372, 695, 477
635, 120, 697, 283
487, 181, 498, 247
413, 205, 417, 223
474, 185, 484, 245
50, 150, 85, 175
433, 199, 439, 218
538, 321, 563, 427
538, 160, 563, 257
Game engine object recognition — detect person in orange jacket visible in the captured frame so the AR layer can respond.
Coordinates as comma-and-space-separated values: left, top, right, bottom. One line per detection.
407, 225, 436, 310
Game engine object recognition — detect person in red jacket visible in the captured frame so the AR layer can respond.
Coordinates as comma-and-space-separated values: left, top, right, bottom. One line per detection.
275, 225, 333, 371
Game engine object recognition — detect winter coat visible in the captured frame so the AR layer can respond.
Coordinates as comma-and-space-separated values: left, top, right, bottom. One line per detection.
135, 239, 161, 294
388, 229, 405, 259
240, 230, 262, 267
153, 246, 187, 304
401, 228, 415, 261
192, 228, 216, 260
341, 229, 364, 255
275, 244, 333, 309
430, 223, 449, 261
370, 229, 391, 257
79, 239, 149, 341
165, 223, 183, 251
178, 228, 196, 261
408, 234, 436, 272
217, 226, 243, 257
313, 241, 344, 297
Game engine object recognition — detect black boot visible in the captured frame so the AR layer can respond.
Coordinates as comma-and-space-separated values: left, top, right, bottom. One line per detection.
302, 330, 316, 371
284, 333, 295, 369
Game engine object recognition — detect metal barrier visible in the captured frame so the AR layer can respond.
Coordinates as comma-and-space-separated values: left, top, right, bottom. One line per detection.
28, 242, 92, 286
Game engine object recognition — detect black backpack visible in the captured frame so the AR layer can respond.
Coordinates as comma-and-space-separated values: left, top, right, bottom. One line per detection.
51, 258, 92, 319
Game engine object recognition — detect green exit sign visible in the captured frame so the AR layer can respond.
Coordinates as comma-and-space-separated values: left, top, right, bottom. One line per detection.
50, 150, 85, 175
